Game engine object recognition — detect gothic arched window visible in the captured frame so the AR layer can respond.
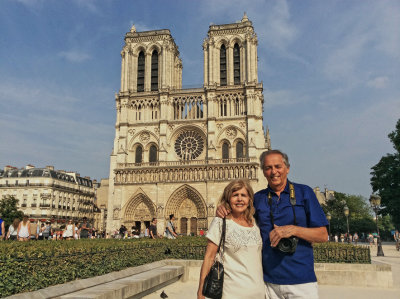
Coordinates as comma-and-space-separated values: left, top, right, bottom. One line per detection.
149, 145, 157, 163
236, 141, 244, 160
135, 145, 143, 164
220, 44, 227, 86
137, 51, 145, 92
233, 43, 240, 85
151, 50, 158, 91
222, 142, 229, 161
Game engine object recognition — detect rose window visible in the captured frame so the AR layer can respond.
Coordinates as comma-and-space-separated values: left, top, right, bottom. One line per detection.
174, 130, 204, 160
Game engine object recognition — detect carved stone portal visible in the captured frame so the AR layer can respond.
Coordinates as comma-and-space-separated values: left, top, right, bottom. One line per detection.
165, 185, 207, 235
123, 193, 156, 227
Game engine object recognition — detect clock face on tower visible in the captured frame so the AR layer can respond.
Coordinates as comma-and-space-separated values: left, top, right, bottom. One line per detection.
174, 130, 204, 160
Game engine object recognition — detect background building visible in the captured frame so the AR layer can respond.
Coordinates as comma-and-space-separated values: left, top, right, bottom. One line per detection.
0, 165, 97, 227
106, 14, 270, 235
313, 186, 335, 205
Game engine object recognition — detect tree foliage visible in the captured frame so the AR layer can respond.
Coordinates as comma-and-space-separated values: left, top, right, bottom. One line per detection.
322, 192, 376, 235
371, 118, 400, 228
0, 195, 24, 231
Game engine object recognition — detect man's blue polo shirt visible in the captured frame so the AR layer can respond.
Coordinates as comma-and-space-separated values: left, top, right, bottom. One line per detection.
254, 181, 328, 285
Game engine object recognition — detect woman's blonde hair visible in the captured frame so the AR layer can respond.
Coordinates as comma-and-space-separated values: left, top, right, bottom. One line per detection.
12, 218, 20, 228
218, 179, 255, 224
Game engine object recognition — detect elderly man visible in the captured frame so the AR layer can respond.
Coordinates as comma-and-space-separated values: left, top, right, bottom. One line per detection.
218, 150, 328, 299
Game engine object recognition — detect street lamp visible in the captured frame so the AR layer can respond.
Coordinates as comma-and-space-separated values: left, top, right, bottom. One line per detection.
344, 205, 350, 243
326, 212, 332, 241
369, 194, 384, 256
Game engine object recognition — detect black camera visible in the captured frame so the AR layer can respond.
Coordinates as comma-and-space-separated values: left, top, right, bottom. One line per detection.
276, 236, 298, 254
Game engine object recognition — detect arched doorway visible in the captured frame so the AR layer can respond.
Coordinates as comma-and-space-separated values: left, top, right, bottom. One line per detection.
190, 217, 198, 236
165, 185, 207, 235
123, 193, 156, 234
180, 217, 188, 235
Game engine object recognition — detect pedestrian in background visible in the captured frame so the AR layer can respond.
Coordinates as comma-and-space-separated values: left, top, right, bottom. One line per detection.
79, 217, 91, 239
64, 220, 75, 240
17, 215, 30, 241
0, 213, 5, 241
353, 232, 359, 245
42, 221, 52, 240
165, 214, 178, 239
394, 229, 399, 251
7, 218, 20, 241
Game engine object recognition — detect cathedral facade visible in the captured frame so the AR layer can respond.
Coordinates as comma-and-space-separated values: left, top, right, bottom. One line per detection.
106, 15, 270, 235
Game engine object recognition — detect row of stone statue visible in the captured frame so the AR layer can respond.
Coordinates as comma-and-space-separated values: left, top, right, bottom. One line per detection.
115, 165, 258, 183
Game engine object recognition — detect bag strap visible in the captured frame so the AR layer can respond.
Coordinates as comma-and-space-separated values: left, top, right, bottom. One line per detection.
216, 218, 226, 258
268, 182, 297, 226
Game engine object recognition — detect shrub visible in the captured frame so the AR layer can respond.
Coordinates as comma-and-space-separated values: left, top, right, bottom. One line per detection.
0, 237, 369, 296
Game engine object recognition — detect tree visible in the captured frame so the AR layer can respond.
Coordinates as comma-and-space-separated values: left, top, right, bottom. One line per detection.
0, 195, 24, 231
322, 192, 383, 237
371, 118, 400, 229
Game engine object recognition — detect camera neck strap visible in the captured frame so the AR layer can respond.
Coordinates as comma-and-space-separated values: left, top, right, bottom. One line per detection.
267, 182, 297, 226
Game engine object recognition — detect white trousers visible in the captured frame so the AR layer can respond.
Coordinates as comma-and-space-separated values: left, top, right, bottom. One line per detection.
265, 282, 319, 299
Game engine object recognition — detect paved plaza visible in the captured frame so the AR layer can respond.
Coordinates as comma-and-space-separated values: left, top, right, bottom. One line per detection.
144, 243, 400, 299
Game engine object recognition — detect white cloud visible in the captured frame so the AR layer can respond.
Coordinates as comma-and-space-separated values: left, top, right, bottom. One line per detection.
366, 76, 389, 89
198, 0, 298, 53
0, 81, 79, 114
15, 0, 44, 7
72, 0, 100, 14
322, 2, 400, 82
264, 89, 310, 108
59, 50, 91, 63
130, 22, 153, 32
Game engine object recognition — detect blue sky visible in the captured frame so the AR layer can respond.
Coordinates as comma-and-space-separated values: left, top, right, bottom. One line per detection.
0, 0, 399, 199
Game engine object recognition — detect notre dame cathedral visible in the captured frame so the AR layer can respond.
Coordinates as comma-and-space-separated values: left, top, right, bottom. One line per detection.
106, 14, 271, 235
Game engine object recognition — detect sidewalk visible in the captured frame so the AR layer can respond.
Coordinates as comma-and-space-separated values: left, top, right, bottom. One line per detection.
318, 243, 400, 299
144, 243, 400, 299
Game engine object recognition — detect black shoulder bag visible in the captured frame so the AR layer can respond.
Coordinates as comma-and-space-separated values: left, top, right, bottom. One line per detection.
202, 218, 226, 299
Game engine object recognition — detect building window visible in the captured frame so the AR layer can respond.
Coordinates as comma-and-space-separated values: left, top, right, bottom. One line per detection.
149, 145, 158, 163
233, 43, 240, 85
174, 130, 204, 160
137, 51, 145, 92
236, 141, 244, 159
136, 104, 142, 121
135, 145, 143, 164
220, 44, 227, 86
220, 99, 227, 117
222, 142, 229, 161
151, 50, 158, 91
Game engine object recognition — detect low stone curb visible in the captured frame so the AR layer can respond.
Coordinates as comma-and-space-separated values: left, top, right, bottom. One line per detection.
6, 260, 183, 299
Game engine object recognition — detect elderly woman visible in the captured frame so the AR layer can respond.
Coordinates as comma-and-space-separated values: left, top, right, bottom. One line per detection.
197, 179, 265, 299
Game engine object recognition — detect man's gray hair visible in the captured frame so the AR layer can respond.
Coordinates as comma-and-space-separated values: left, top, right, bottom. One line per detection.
259, 150, 290, 169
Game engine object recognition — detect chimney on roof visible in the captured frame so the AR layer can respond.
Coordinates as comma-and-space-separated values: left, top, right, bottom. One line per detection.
84, 176, 90, 180
46, 166, 54, 170
25, 164, 35, 170
58, 170, 66, 173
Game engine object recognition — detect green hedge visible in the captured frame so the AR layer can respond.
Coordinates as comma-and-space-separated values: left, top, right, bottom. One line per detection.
313, 242, 371, 264
0, 238, 369, 297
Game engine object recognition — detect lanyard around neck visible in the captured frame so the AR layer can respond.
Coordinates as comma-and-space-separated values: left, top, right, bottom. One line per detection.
267, 182, 297, 226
